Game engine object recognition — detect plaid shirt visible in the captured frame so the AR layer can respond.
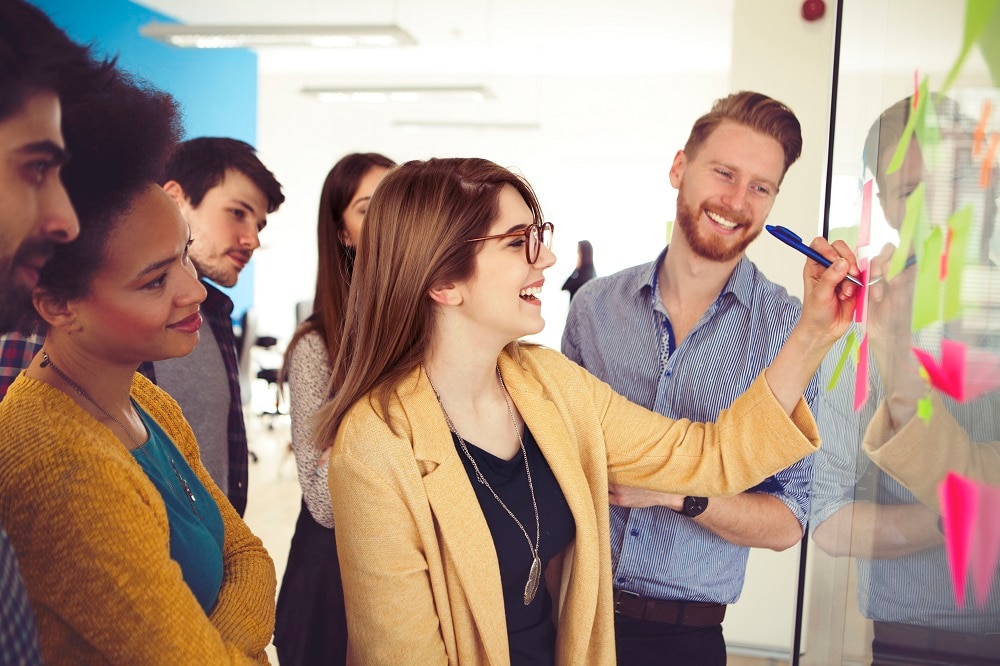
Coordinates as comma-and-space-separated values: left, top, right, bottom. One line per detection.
0, 332, 41, 400
0, 526, 41, 665
0, 282, 248, 516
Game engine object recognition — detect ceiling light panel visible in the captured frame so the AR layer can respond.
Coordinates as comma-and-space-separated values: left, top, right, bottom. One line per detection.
139, 23, 416, 48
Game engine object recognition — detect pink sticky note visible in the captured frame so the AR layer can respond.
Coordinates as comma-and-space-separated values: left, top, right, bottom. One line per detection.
853, 333, 869, 412
854, 258, 870, 324
859, 179, 873, 248
939, 472, 980, 608
965, 349, 1000, 401
971, 484, 1000, 608
913, 340, 966, 400
913, 340, 1000, 402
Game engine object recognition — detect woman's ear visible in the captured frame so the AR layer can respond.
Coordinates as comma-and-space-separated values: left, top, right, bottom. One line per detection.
32, 289, 81, 332
427, 282, 462, 306
339, 226, 355, 248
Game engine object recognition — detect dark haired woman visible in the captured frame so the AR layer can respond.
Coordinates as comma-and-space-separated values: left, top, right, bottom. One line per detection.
273, 152, 394, 665
0, 77, 274, 663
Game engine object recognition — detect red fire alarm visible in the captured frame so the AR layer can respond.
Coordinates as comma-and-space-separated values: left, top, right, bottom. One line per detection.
802, 0, 826, 21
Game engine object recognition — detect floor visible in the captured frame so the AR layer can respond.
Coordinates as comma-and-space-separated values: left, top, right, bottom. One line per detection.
240, 400, 786, 666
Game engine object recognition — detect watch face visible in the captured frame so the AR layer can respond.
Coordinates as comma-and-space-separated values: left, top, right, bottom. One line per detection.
683, 496, 709, 517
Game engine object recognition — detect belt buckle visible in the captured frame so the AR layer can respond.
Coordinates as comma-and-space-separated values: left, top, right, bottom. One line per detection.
614, 589, 642, 615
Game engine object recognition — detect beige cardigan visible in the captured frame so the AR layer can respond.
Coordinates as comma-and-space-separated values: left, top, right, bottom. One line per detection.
864, 395, 1000, 510
328, 347, 820, 665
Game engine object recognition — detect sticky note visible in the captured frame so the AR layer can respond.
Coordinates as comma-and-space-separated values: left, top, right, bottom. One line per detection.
854, 333, 869, 412
889, 183, 925, 280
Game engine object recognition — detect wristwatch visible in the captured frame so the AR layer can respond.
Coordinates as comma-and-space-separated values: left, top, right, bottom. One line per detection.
677, 496, 709, 518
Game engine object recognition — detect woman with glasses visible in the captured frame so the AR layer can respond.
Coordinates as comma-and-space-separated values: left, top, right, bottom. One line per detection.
316, 157, 859, 664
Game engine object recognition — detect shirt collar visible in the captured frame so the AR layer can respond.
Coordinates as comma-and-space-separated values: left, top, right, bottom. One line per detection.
201, 279, 235, 317
644, 246, 757, 311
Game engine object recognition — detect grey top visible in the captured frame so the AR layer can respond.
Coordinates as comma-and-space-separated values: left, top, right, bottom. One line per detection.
154, 321, 230, 496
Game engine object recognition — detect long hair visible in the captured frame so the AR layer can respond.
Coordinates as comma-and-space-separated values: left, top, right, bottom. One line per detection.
315, 157, 544, 448
282, 152, 395, 377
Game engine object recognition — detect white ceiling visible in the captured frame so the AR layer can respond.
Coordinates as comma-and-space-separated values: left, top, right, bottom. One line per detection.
136, 0, 736, 77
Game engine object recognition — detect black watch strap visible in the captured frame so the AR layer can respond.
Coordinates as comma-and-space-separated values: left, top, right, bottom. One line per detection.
678, 496, 709, 517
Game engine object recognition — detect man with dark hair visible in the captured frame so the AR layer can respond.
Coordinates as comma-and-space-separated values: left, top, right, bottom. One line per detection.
0, 1, 118, 662
563, 91, 816, 664
154, 137, 285, 516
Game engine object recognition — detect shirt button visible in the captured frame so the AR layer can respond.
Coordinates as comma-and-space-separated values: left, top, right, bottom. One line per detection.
617, 577, 627, 584
665, 370, 672, 378
630, 528, 640, 537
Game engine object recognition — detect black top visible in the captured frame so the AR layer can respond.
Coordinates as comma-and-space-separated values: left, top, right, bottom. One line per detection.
452, 427, 576, 665
561, 265, 597, 300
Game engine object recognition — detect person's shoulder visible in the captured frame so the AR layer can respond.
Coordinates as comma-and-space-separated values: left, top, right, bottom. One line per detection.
517, 345, 589, 381
744, 260, 803, 314
293, 329, 329, 363
0, 377, 127, 484
572, 259, 653, 307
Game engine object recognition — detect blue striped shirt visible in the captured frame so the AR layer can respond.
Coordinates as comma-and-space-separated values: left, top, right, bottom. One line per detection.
562, 248, 816, 604
811, 328, 1000, 633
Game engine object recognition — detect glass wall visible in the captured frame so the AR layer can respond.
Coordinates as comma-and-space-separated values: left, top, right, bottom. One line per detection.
804, 1, 1000, 664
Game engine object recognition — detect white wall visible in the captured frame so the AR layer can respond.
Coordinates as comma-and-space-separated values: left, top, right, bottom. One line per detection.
250, 2, 739, 344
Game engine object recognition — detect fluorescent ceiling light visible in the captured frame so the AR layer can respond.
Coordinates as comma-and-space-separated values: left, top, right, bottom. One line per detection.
394, 120, 540, 130
303, 86, 493, 103
139, 23, 416, 49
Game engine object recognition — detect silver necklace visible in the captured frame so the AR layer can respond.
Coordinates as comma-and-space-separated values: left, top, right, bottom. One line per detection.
427, 366, 542, 605
41, 350, 200, 518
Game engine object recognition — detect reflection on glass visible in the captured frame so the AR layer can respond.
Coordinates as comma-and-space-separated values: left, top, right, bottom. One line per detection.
810, 86, 1000, 665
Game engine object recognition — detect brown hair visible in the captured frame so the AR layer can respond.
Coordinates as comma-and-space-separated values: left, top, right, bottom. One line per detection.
282, 152, 395, 379
315, 157, 543, 447
684, 91, 803, 183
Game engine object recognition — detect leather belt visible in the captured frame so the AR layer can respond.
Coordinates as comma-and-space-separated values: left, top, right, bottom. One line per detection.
873, 621, 1000, 661
613, 590, 726, 627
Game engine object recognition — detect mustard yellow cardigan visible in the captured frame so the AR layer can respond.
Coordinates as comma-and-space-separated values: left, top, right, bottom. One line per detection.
0, 372, 276, 664
329, 347, 820, 665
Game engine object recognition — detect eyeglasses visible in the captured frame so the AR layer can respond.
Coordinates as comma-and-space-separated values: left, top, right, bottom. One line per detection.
465, 221, 555, 264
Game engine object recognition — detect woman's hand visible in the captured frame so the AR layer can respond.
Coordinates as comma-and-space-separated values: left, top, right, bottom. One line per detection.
867, 243, 924, 429
797, 237, 862, 347
764, 238, 861, 414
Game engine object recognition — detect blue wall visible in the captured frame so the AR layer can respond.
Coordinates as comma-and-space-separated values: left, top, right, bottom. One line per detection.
30, 0, 258, 320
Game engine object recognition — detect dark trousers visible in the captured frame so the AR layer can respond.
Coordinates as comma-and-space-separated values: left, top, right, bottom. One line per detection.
273, 499, 348, 666
614, 614, 727, 665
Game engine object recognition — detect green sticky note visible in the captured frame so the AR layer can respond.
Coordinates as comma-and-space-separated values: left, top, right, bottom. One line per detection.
913, 227, 945, 332
826, 330, 858, 392
889, 183, 926, 279
943, 205, 974, 322
942, 0, 1000, 91
828, 225, 859, 251
917, 395, 934, 424
887, 78, 929, 175
979, 1, 1000, 86
914, 94, 942, 171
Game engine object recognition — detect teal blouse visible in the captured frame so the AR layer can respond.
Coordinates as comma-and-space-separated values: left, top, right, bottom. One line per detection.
133, 406, 225, 613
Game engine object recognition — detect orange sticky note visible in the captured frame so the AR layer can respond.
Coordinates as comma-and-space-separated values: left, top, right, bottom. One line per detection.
973, 100, 991, 158
982, 133, 999, 188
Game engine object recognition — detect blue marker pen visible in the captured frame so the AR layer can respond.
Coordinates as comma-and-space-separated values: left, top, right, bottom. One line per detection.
765, 225, 918, 286
765, 225, 865, 287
